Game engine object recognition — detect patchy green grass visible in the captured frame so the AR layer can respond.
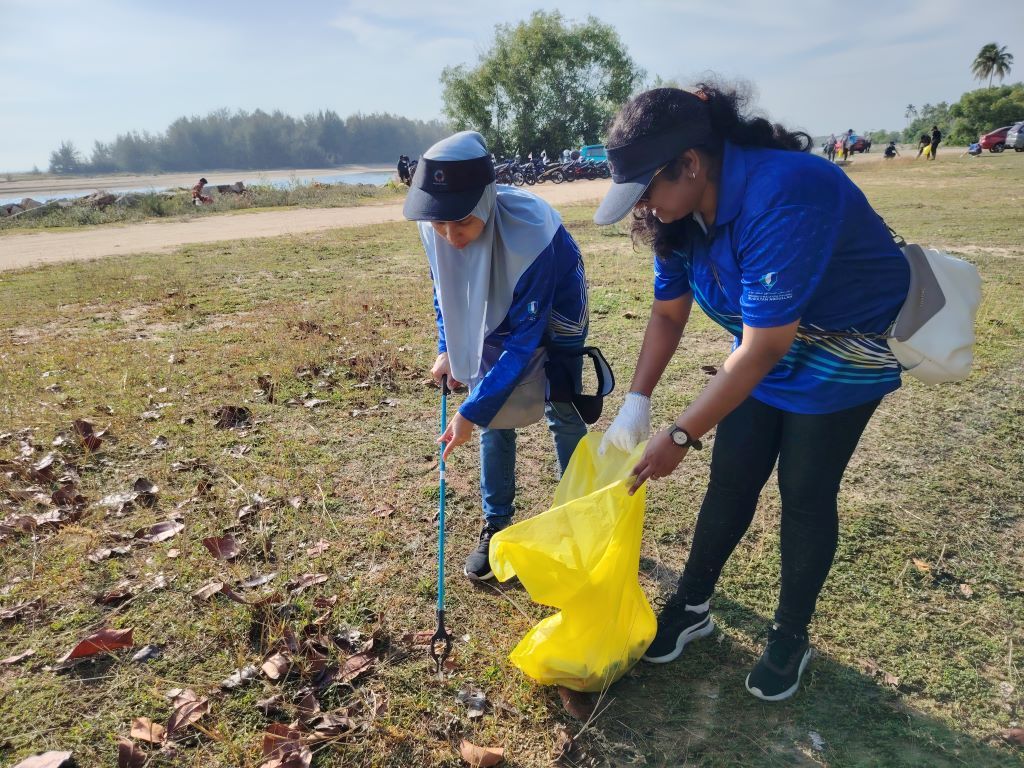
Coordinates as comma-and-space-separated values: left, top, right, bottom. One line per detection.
0, 181, 402, 234
0, 155, 1022, 767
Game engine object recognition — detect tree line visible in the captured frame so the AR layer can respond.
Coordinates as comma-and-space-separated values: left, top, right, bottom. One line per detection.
48, 110, 450, 174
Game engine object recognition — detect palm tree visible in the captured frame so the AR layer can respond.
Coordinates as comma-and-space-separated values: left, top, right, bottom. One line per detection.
904, 104, 917, 126
972, 43, 1014, 87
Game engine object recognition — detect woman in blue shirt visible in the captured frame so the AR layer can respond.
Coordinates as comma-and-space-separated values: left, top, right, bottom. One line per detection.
404, 131, 590, 582
594, 86, 910, 701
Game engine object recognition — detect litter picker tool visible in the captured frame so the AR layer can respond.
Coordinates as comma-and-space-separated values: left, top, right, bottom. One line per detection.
429, 374, 454, 674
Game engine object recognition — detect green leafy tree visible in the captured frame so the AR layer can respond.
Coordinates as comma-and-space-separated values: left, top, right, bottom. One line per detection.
901, 102, 953, 143
440, 11, 644, 157
972, 43, 1014, 88
48, 140, 82, 174
949, 83, 1024, 143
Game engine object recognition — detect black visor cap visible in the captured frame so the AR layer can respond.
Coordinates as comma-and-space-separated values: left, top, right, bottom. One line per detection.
403, 155, 496, 222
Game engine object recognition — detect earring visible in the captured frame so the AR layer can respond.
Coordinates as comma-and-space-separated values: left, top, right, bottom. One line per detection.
690, 172, 696, 179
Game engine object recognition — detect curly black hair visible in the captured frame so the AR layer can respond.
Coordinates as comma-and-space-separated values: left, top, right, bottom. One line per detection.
607, 82, 812, 259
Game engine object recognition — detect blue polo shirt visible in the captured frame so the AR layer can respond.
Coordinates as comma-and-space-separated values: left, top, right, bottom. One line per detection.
654, 142, 910, 414
433, 225, 589, 426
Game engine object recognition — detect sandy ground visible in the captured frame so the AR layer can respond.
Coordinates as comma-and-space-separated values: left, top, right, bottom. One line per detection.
0, 180, 614, 272
0, 165, 394, 198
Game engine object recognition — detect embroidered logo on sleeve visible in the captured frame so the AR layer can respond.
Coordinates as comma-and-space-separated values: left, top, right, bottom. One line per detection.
759, 272, 779, 290
527, 300, 539, 318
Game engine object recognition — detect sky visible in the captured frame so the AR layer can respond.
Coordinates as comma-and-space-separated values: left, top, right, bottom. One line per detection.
1, 0, 1022, 171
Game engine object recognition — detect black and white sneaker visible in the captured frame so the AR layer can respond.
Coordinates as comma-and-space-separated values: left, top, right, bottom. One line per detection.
463, 522, 504, 581
641, 591, 715, 664
745, 624, 812, 702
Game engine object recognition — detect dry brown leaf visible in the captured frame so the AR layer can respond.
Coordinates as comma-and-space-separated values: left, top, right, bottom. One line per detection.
0, 598, 43, 622
192, 580, 225, 601
0, 648, 35, 665
338, 651, 375, 685
1002, 728, 1024, 746
911, 558, 931, 573
11, 752, 74, 768
165, 695, 210, 738
262, 651, 293, 681
958, 583, 974, 598
95, 582, 135, 605
883, 671, 901, 688
130, 716, 166, 744
117, 738, 146, 768
73, 419, 105, 451
557, 686, 596, 721
213, 405, 252, 429
58, 627, 134, 662
288, 573, 327, 594
134, 520, 183, 544
202, 534, 241, 560
459, 740, 505, 767
261, 722, 312, 768
240, 572, 277, 589
306, 540, 331, 556
221, 664, 260, 690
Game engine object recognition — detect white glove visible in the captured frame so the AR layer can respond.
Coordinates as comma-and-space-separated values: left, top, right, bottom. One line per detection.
599, 392, 651, 455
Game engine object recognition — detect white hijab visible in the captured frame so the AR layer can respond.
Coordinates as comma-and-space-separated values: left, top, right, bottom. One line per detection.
418, 132, 562, 387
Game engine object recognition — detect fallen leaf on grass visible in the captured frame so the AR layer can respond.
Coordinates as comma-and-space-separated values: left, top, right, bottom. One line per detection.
132, 477, 159, 506
202, 534, 241, 560
87, 545, 132, 563
459, 740, 505, 767
0, 598, 42, 622
130, 716, 166, 744
912, 558, 931, 573
295, 687, 321, 720
165, 693, 210, 738
306, 540, 331, 556
557, 686, 596, 721
288, 573, 327, 594
11, 751, 73, 768
958, 583, 974, 598
117, 738, 146, 768
58, 627, 134, 662
303, 398, 327, 409
261, 723, 312, 768
240, 572, 277, 589
808, 730, 826, 751
140, 411, 162, 422
192, 580, 225, 602
134, 520, 183, 544
73, 419, 106, 451
213, 405, 252, 429
338, 651, 375, 685
0, 648, 34, 665
95, 582, 135, 605
262, 651, 293, 681
1002, 728, 1024, 746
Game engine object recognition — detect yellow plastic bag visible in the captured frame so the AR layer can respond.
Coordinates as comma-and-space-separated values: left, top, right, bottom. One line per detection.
489, 433, 655, 692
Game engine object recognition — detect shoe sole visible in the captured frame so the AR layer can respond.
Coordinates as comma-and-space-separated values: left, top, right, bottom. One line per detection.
463, 567, 494, 582
745, 647, 813, 702
642, 615, 715, 664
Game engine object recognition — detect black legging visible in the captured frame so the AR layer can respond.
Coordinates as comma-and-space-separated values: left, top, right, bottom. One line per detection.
678, 395, 880, 633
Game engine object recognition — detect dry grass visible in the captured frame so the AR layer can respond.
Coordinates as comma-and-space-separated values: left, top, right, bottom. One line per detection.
0, 153, 1022, 767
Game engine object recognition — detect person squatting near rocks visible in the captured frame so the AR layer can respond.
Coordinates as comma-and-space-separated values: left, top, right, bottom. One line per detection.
402, 131, 591, 582
595, 84, 910, 702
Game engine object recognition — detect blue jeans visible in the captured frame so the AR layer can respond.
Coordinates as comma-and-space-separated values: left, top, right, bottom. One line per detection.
479, 400, 586, 528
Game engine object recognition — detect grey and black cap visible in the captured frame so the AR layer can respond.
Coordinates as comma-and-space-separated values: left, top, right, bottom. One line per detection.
402, 132, 496, 222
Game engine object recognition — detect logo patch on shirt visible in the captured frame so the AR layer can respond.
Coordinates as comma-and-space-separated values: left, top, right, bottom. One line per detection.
759, 272, 779, 290
527, 301, 539, 318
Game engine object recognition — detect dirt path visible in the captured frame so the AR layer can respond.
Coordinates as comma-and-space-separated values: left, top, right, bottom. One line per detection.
0, 181, 612, 272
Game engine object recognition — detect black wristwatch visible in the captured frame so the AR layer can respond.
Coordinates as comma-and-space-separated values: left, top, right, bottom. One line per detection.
668, 425, 703, 451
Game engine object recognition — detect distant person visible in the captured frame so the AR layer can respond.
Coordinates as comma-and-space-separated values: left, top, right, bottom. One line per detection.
540, 149, 549, 165
825, 133, 837, 163
840, 129, 854, 162
191, 177, 212, 205
929, 125, 942, 160
883, 141, 900, 159
916, 133, 931, 158
966, 142, 982, 156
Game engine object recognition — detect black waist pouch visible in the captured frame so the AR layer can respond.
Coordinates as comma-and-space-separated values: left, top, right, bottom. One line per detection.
545, 346, 615, 425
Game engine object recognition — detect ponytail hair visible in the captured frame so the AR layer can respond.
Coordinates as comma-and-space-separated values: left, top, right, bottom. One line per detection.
607, 80, 812, 258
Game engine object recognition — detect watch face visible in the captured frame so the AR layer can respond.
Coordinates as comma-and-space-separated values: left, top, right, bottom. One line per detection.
671, 428, 688, 446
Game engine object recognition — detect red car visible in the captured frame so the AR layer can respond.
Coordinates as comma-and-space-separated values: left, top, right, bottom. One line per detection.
980, 126, 1011, 153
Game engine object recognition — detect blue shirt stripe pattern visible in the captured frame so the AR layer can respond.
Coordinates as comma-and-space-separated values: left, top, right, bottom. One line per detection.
433, 225, 588, 426
653, 141, 911, 415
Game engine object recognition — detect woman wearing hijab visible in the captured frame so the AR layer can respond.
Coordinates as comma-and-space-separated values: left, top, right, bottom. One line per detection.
594, 86, 910, 701
404, 131, 590, 582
